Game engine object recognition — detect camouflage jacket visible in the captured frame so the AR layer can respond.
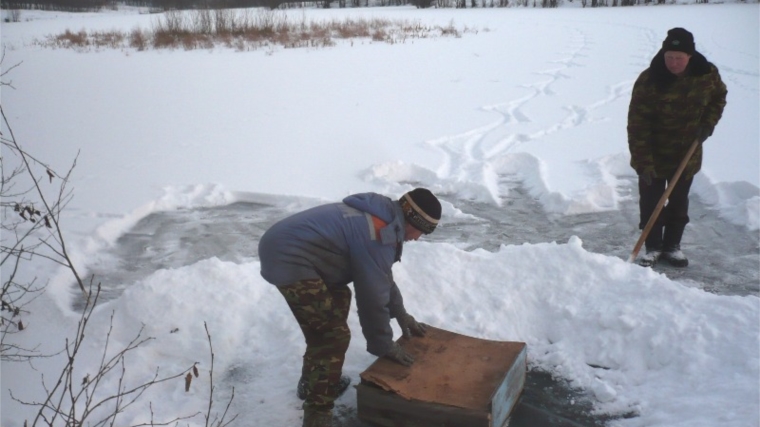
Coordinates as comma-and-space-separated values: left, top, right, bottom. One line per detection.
627, 50, 727, 180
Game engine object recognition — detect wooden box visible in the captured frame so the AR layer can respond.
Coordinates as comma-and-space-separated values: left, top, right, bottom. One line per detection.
357, 326, 527, 427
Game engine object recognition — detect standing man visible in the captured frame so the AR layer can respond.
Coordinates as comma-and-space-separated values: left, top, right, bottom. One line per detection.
258, 188, 442, 427
628, 27, 727, 267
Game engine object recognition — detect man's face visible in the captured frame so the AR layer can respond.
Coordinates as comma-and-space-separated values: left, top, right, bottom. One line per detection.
404, 223, 423, 242
664, 51, 691, 76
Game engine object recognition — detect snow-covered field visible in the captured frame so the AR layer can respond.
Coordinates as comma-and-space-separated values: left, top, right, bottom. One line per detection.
1, 3, 758, 427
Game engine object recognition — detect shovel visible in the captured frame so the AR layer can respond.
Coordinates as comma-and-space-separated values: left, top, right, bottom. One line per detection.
628, 138, 701, 263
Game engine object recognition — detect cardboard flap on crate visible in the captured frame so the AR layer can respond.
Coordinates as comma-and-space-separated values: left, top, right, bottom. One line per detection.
359, 326, 526, 411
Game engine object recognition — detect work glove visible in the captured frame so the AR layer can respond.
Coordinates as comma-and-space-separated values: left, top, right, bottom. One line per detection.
384, 342, 415, 367
396, 313, 428, 338
639, 168, 656, 186
696, 126, 714, 144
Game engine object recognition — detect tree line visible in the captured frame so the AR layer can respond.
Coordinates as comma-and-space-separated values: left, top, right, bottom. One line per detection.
1, 0, 683, 13
1, 0, 271, 12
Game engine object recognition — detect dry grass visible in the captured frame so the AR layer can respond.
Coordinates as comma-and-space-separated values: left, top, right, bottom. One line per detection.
54, 29, 88, 47
36, 9, 482, 53
48, 29, 125, 50
129, 27, 148, 51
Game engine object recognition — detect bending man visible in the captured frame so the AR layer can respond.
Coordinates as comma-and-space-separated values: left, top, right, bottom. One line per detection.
258, 188, 442, 427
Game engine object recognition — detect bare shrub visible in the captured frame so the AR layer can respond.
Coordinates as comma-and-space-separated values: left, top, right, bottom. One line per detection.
333, 17, 371, 39
91, 30, 125, 49
156, 9, 187, 35
214, 8, 234, 35
1, 52, 69, 360
371, 27, 387, 42
129, 27, 148, 51
229, 9, 251, 34
181, 33, 214, 50
253, 8, 289, 35
194, 8, 214, 34
55, 29, 89, 48
9, 9, 22, 22
152, 11, 194, 49
240, 27, 267, 44
438, 20, 461, 37
1, 58, 237, 427
306, 22, 331, 42
9, 284, 194, 427
313, 36, 335, 48
399, 20, 429, 38
152, 30, 180, 49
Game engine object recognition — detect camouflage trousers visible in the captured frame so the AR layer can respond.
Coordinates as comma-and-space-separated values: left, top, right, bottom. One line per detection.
278, 279, 352, 412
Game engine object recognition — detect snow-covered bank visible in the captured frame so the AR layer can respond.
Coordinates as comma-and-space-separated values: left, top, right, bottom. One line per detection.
9, 236, 757, 426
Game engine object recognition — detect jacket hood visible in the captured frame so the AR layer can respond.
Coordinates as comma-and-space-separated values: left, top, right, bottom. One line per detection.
343, 193, 398, 224
343, 192, 407, 246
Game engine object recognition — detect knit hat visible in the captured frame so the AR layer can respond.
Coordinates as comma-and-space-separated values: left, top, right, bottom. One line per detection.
662, 27, 695, 55
399, 188, 441, 234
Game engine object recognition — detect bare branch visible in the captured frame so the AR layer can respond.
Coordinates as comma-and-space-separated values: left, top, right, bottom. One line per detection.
1, 58, 237, 427
0, 45, 22, 89
204, 321, 237, 427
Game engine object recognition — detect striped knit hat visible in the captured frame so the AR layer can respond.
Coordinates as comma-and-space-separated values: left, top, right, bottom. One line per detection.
399, 188, 441, 234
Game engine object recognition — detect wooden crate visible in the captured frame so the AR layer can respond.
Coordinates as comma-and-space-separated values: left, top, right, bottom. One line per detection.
357, 326, 527, 427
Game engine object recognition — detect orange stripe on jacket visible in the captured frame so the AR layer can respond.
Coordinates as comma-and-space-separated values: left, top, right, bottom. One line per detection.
371, 216, 387, 240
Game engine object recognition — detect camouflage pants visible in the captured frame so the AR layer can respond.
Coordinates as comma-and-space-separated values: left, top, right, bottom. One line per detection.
278, 279, 352, 412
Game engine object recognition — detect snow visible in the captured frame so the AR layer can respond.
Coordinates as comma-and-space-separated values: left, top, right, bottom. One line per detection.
1, 3, 758, 427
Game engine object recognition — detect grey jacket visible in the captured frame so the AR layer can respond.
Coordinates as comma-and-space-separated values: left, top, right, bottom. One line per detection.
258, 193, 408, 356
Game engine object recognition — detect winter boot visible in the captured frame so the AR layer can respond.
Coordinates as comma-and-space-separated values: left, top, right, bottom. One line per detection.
302, 408, 332, 427
662, 225, 688, 267
637, 249, 661, 267
661, 246, 689, 267
644, 225, 663, 253
297, 376, 351, 400
638, 225, 663, 267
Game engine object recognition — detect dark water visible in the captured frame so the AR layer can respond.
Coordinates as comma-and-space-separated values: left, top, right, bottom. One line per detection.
81, 179, 759, 427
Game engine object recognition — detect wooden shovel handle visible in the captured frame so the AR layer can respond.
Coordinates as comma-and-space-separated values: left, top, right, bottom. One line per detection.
628, 138, 701, 263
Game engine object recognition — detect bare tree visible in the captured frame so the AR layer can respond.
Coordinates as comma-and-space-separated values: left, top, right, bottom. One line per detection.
10, 282, 236, 427
1, 46, 80, 362
9, 282, 199, 427
1, 57, 236, 427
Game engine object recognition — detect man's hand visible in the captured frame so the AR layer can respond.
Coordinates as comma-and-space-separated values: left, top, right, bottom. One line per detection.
397, 313, 428, 338
639, 168, 656, 186
384, 342, 415, 367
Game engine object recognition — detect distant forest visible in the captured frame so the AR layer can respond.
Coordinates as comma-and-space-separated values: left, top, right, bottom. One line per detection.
1, 0, 281, 10
0, 0, 694, 13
